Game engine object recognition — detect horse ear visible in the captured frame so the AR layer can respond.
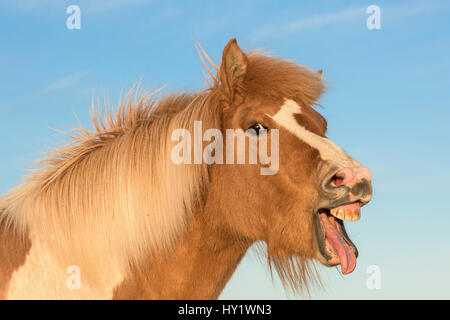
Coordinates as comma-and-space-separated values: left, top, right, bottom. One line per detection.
219, 38, 248, 103
317, 69, 323, 77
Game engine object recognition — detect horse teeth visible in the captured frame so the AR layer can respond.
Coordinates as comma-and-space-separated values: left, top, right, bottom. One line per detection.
329, 207, 360, 222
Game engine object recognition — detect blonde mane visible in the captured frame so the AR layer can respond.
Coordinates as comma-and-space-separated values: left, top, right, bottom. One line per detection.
0, 85, 221, 289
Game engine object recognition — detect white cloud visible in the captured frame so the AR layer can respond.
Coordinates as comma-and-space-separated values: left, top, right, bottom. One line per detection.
285, 7, 364, 32
41, 70, 89, 94
0, 0, 59, 11
82, 0, 155, 14
249, 1, 448, 42
0, 0, 155, 14
250, 7, 364, 41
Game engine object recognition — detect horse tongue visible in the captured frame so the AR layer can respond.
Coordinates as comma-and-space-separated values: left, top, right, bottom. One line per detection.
319, 213, 357, 275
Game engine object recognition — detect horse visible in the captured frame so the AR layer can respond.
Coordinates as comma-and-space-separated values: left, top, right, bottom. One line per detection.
0, 39, 372, 299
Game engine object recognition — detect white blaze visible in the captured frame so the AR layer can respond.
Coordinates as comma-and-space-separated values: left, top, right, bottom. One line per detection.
267, 99, 359, 169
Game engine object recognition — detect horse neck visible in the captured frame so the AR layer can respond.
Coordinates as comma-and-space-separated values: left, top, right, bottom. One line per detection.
112, 202, 251, 299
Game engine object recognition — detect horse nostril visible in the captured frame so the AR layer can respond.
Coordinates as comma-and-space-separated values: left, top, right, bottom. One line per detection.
328, 167, 353, 188
327, 167, 372, 190
330, 174, 344, 187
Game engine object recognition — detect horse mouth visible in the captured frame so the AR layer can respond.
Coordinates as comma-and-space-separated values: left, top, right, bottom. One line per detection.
314, 202, 361, 275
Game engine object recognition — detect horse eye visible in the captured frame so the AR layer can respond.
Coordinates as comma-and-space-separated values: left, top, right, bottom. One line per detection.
247, 122, 268, 135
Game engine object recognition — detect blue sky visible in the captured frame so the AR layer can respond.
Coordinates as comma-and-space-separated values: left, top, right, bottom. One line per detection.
1, 0, 449, 299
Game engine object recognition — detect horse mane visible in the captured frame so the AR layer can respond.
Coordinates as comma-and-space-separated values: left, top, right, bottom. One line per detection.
37, 88, 196, 189
0, 85, 221, 288
0, 47, 325, 292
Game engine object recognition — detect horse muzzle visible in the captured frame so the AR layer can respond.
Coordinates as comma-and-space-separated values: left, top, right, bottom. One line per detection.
313, 163, 373, 274
318, 165, 373, 211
